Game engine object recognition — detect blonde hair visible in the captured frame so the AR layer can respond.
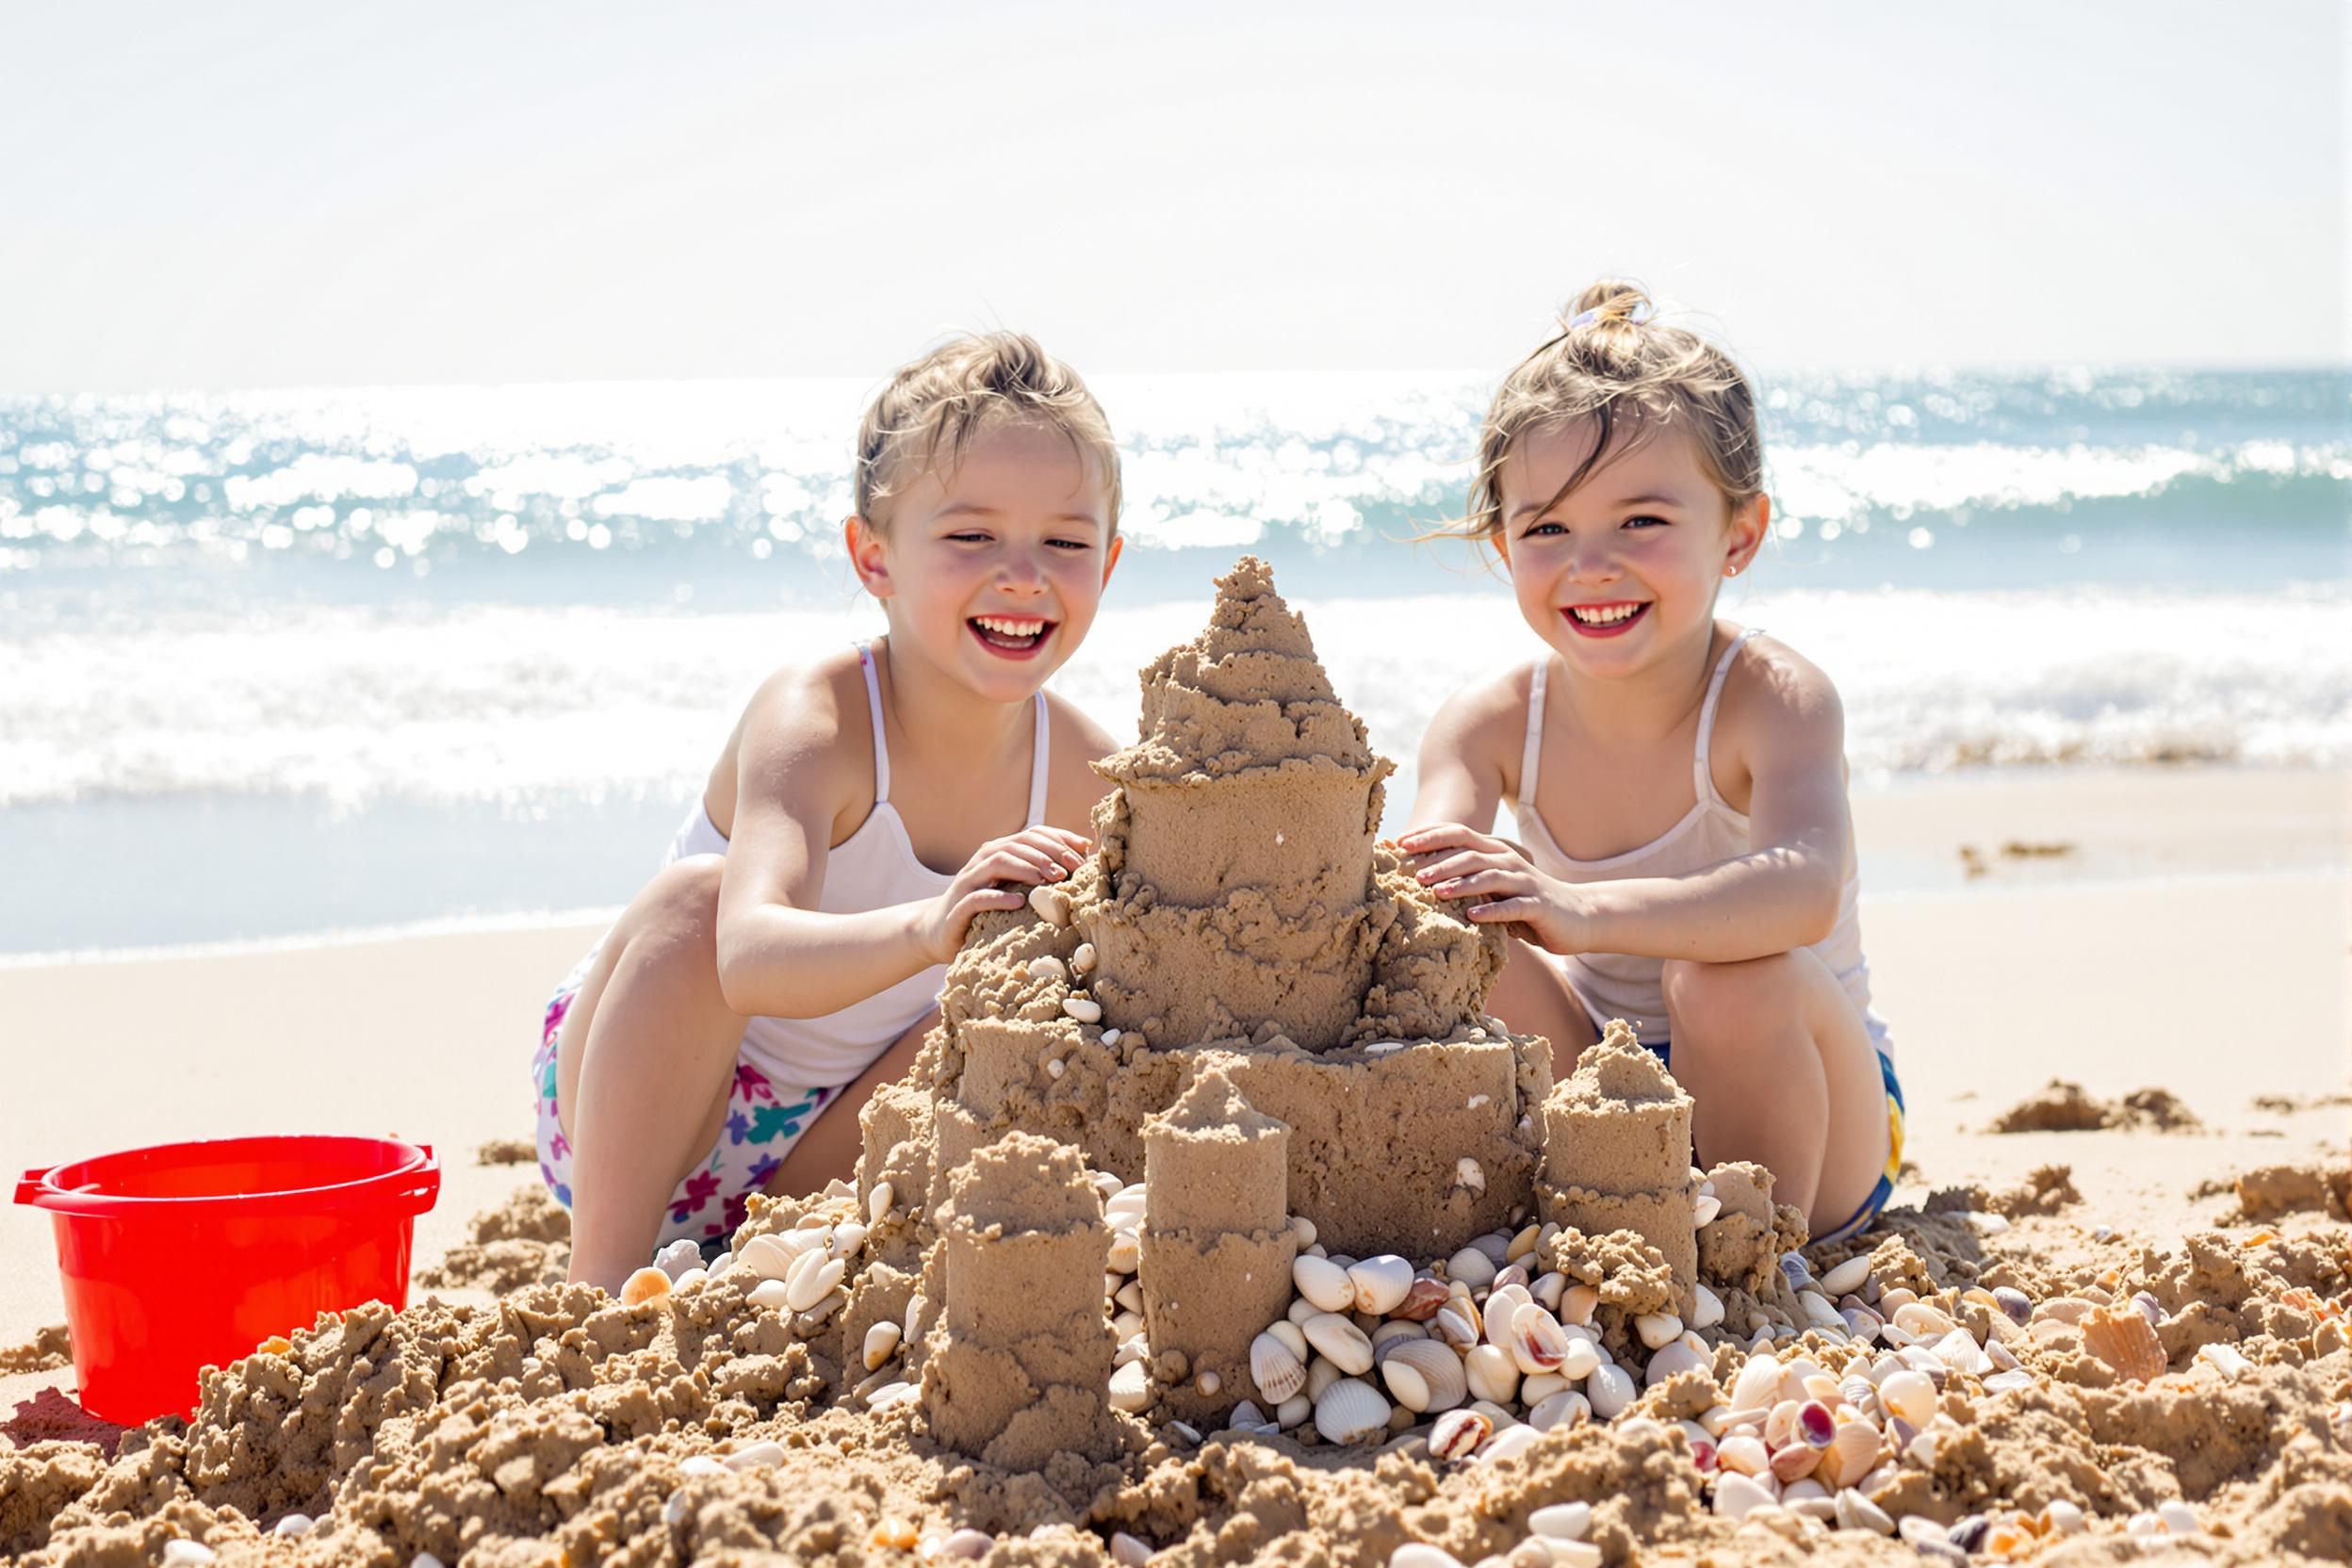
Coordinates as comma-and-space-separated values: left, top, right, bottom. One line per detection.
1457, 280, 1762, 547
854, 332, 1121, 531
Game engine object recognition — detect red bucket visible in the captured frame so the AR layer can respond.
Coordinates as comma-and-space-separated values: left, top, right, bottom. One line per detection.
14, 1135, 440, 1425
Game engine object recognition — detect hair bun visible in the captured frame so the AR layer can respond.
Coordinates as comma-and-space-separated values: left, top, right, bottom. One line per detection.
1560, 279, 1655, 331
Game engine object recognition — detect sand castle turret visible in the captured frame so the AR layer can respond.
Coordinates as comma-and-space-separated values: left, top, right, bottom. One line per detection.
1538, 1024, 1698, 1315
922, 1131, 1119, 1467
1083, 556, 1393, 1053
1138, 1068, 1298, 1420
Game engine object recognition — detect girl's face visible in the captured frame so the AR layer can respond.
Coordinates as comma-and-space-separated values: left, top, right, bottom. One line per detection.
847, 419, 1121, 706
1494, 417, 1766, 683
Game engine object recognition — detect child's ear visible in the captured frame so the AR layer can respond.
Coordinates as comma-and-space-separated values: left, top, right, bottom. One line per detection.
1725, 495, 1769, 576
1100, 532, 1124, 586
844, 515, 894, 597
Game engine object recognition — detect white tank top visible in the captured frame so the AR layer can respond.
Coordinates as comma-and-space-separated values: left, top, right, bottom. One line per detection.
1510, 628, 1890, 1057
662, 641, 1052, 1091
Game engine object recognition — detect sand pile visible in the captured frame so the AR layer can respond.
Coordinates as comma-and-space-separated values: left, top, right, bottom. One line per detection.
1989, 1080, 2203, 1135
7, 559, 2351, 1566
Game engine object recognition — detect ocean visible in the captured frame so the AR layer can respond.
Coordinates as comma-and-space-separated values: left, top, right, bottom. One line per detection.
2, 367, 2344, 957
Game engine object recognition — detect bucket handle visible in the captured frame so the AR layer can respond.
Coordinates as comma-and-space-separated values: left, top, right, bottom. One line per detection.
15, 1147, 440, 1217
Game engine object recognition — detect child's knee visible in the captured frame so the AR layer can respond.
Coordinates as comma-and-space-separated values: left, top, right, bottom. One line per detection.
1661, 953, 1804, 1056
637, 855, 727, 950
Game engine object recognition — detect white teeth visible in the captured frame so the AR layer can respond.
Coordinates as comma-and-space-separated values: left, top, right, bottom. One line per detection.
1571, 604, 1641, 625
974, 615, 1046, 637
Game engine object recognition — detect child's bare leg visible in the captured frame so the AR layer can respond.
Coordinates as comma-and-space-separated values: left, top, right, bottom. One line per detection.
555, 855, 749, 1292
1487, 937, 1599, 1080
760, 1007, 939, 1200
1660, 949, 1886, 1233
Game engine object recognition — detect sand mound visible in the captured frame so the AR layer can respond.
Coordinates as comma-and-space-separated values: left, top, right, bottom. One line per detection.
0, 1326, 71, 1378
1989, 1079, 2204, 1134
475, 1137, 537, 1166
413, 1184, 572, 1295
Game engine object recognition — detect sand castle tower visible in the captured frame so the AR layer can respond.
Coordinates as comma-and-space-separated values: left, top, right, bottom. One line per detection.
1138, 1069, 1298, 1420
1538, 1025, 1699, 1315
1081, 555, 1392, 1052
921, 1132, 1120, 1467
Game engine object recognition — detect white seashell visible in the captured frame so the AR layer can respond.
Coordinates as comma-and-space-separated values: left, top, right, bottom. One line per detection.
863, 1321, 901, 1371
1107, 1232, 1141, 1273
1528, 1389, 1589, 1431
1510, 1305, 1574, 1376
830, 1222, 867, 1259
1227, 1399, 1273, 1432
1479, 1423, 1543, 1464
1112, 1309, 1144, 1340
1464, 1343, 1520, 1403
725, 1441, 786, 1470
1530, 1500, 1592, 1541
1691, 1282, 1725, 1330
1303, 1312, 1376, 1376
1028, 884, 1070, 925
786, 1252, 846, 1313
273, 1513, 314, 1538
2158, 1501, 2199, 1536
1313, 1376, 1392, 1444
739, 1233, 799, 1282
1730, 1352, 1781, 1412
748, 1278, 792, 1312
939, 1528, 995, 1559
1116, 1335, 1149, 1367
1586, 1363, 1636, 1419
1100, 1027, 1121, 1046
680, 1455, 727, 1478
1529, 1271, 1567, 1313
1879, 1368, 1936, 1427
1558, 1283, 1599, 1326
1265, 1318, 1309, 1363
1109, 1360, 1153, 1412
1692, 1194, 1723, 1226
1196, 1370, 1220, 1397
1291, 1215, 1318, 1248
1821, 1255, 1871, 1297
1446, 1247, 1497, 1290
1251, 1331, 1307, 1403
1072, 941, 1098, 974
1893, 1301, 1956, 1340
1389, 1546, 1468, 1568
1379, 1338, 1468, 1413
1712, 1472, 1775, 1520
1429, 1407, 1491, 1461
2196, 1343, 2251, 1381
1046, 1058, 1066, 1079
1456, 1157, 1486, 1194
1644, 1338, 1709, 1386
1026, 955, 1068, 982
160, 1544, 217, 1567
1348, 1254, 1414, 1315
1635, 1312, 1682, 1349
867, 1181, 893, 1225
1520, 1371, 1568, 1406
1371, 1319, 1427, 1352
1559, 1336, 1601, 1381
1293, 1255, 1357, 1313
1259, 1393, 1300, 1429
1061, 996, 1102, 1023
1109, 1531, 1152, 1567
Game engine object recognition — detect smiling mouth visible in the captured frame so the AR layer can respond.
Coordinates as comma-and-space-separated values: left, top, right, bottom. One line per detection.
969, 614, 1055, 656
1562, 601, 1649, 637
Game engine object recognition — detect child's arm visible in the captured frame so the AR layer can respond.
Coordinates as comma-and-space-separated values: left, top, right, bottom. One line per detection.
1403, 671, 1527, 836
1406, 649, 1849, 962
713, 667, 1086, 1019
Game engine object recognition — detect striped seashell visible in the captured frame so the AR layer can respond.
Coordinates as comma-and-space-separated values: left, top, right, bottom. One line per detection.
1429, 1407, 1490, 1461
2083, 1304, 2167, 1383
1379, 1338, 1468, 1413
1313, 1376, 1391, 1445
1813, 1417, 1883, 1489
1267, 1319, 1310, 1363
1302, 1313, 1375, 1376
1250, 1331, 1307, 1403
1432, 1301, 1481, 1351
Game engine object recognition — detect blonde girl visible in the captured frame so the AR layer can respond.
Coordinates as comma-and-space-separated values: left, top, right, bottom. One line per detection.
1400, 282, 1902, 1244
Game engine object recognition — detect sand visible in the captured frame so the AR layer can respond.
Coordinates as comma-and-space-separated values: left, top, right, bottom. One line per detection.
3, 573, 2347, 1564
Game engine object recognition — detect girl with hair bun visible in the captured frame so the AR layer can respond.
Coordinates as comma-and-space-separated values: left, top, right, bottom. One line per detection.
1398, 281, 1903, 1244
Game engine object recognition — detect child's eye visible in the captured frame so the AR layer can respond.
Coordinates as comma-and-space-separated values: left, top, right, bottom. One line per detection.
1623, 514, 1669, 530
946, 530, 992, 543
1047, 538, 1092, 551
1522, 520, 1565, 537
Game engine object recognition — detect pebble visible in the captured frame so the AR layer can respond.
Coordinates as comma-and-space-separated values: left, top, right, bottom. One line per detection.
413, 1556, 449, 1568
939, 1527, 995, 1559
161, 1544, 218, 1567
1527, 1501, 1591, 1541
273, 1512, 315, 1538
2158, 1500, 2200, 1535
1390, 1547, 1468, 1568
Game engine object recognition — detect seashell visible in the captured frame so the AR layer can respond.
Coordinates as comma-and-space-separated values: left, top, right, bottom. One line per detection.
1026, 954, 1068, 982
1100, 1027, 1121, 1046
786, 1251, 845, 1314
1878, 1368, 1936, 1427
1389, 1547, 1468, 1568
1455, 1157, 1486, 1194
1107, 1232, 1141, 1273
1251, 1331, 1307, 1403
1520, 1371, 1568, 1405
1493, 1262, 1531, 1293
1393, 1277, 1451, 1322
1507, 1223, 1542, 1263
1559, 1283, 1599, 1327
1112, 1309, 1145, 1340
748, 1278, 792, 1312
1108, 1360, 1152, 1412
2196, 1343, 2250, 1381
1432, 1302, 1482, 1351
1799, 1291, 1843, 1331
1815, 1417, 1883, 1489
1690, 1283, 1725, 1331
740, 1233, 801, 1282
1293, 1255, 1357, 1313
1834, 1488, 1895, 1536
621, 1266, 671, 1306
1446, 1247, 1498, 1290
1109, 1531, 1152, 1567
1992, 1285, 2033, 1325
1553, 1336, 1600, 1382
1429, 1407, 1491, 1461
1196, 1370, 1220, 1397
1635, 1312, 1683, 1349
1730, 1352, 1782, 1412
1711, 1471, 1774, 1520
830, 1221, 867, 1259
1262, 1318, 1308, 1364
1528, 1390, 1590, 1432
1071, 941, 1098, 974
1061, 996, 1102, 1023
1380, 1338, 1468, 1413
725, 1441, 786, 1470
1291, 1215, 1318, 1249
1348, 1255, 1414, 1315
1821, 1254, 1872, 1297
1464, 1343, 1520, 1404
2083, 1304, 2167, 1382
1028, 884, 1070, 925
1893, 1301, 1956, 1340
1303, 1313, 1376, 1376
1046, 1058, 1066, 1079
1643, 1338, 1709, 1386
1115, 1335, 1148, 1367
867, 1182, 894, 1225
1227, 1399, 1272, 1432
1277, 1393, 1312, 1429
1586, 1363, 1636, 1420
1715, 1434, 1768, 1476
1529, 1500, 1592, 1542
1479, 1423, 1544, 1465
1509, 1304, 1574, 1375
1692, 1193, 1723, 1227
1313, 1376, 1392, 1444
1984, 1369, 2035, 1394
1769, 1442, 1820, 1483
863, 1321, 901, 1371
1373, 1318, 1427, 1353
1930, 1327, 1991, 1377
1529, 1271, 1568, 1313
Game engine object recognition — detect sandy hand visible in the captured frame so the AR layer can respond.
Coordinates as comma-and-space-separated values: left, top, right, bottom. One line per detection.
917, 825, 1093, 963
1395, 822, 1585, 954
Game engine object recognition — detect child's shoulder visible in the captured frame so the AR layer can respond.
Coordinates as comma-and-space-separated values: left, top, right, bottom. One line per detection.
733, 645, 874, 776
1420, 660, 1538, 760
1039, 688, 1120, 825
1715, 627, 1845, 762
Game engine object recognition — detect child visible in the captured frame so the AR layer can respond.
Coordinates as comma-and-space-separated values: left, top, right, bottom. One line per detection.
536, 333, 1126, 1290
1398, 282, 1903, 1245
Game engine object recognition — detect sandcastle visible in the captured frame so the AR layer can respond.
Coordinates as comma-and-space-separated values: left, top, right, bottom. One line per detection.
831, 559, 1816, 1456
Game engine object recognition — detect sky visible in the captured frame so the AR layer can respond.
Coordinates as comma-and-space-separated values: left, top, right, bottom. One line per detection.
0, 1, 2344, 392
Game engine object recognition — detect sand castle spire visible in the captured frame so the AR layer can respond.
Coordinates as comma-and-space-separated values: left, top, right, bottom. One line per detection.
1537, 1022, 1699, 1315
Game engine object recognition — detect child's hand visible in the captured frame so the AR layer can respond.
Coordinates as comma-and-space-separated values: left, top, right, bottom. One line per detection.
916, 825, 1093, 964
1395, 823, 1589, 954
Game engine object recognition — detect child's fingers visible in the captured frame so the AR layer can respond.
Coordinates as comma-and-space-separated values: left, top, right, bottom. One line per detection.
1020, 827, 1090, 868
1395, 823, 1479, 854
1431, 867, 1532, 901
1464, 894, 1541, 925
954, 888, 1027, 926
1414, 849, 1515, 886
